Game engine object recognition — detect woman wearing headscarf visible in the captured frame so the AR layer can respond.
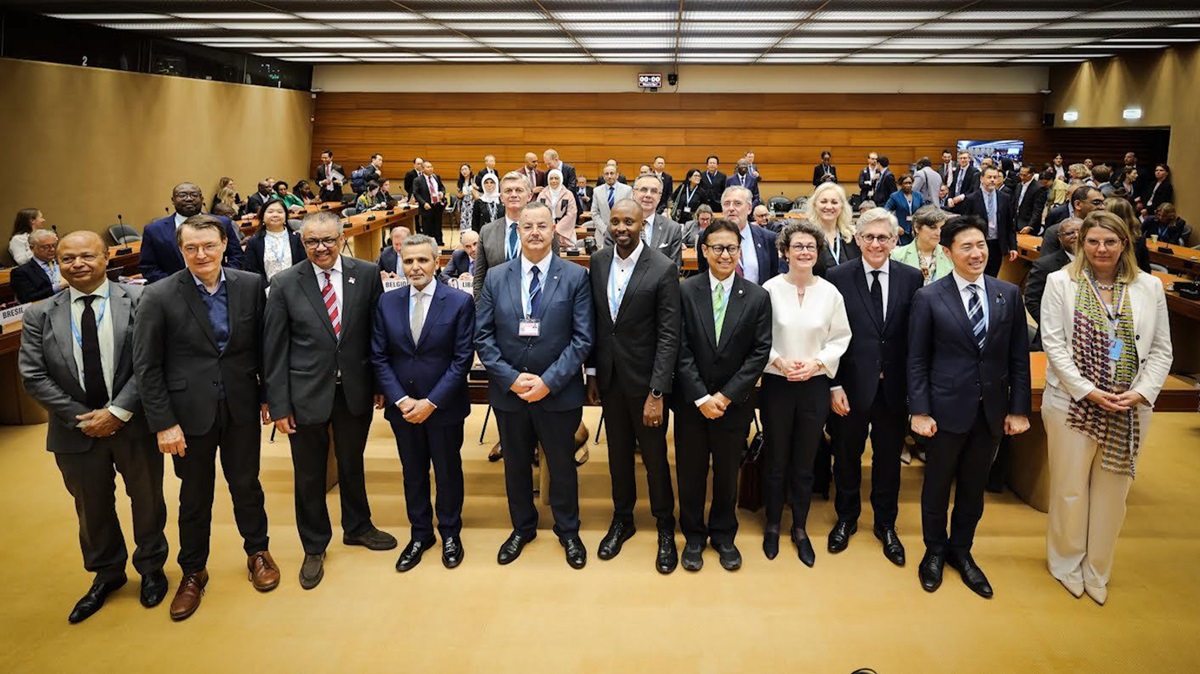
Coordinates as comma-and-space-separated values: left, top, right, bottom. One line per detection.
537, 168, 578, 248
471, 173, 503, 234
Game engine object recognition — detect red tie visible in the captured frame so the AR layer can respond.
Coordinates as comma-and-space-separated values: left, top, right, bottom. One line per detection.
322, 271, 340, 338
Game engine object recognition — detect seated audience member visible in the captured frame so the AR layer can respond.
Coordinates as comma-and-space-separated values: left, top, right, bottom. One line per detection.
444, 229, 479, 282
139, 183, 245, 283
11, 229, 68, 303
682, 204, 714, 248
294, 180, 318, 206
211, 202, 239, 222
671, 169, 708, 224
1142, 203, 1190, 245
575, 174, 594, 213
274, 181, 306, 213
1143, 163, 1173, 215
242, 198, 306, 285
1024, 217, 1081, 350
213, 187, 241, 217
891, 206, 954, 286
378, 179, 396, 207
8, 207, 46, 266
212, 177, 244, 214
752, 204, 772, 229
377, 225, 412, 280
1103, 198, 1151, 273
356, 181, 384, 212
245, 180, 275, 216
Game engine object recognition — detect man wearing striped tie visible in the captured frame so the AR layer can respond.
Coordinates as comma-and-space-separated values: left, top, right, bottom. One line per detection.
907, 215, 1032, 600
263, 211, 396, 591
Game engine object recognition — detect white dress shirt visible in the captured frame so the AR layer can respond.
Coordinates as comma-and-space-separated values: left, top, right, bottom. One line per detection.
694, 272, 737, 407
173, 212, 188, 229
263, 229, 292, 280
762, 275, 852, 378
643, 217, 655, 247
737, 223, 760, 284
67, 282, 133, 423
520, 252, 554, 317
396, 278, 438, 407
584, 242, 644, 378
314, 257, 344, 324
862, 257, 890, 321
952, 270, 989, 328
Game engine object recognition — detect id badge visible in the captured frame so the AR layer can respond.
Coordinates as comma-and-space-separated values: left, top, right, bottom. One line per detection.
1108, 338, 1124, 361
519, 318, 541, 337
683, 207, 691, 214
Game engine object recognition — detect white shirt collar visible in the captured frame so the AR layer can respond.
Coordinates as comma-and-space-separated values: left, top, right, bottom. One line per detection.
862, 257, 889, 276
1066, 250, 1076, 262
412, 277, 437, 299
952, 269, 985, 294
708, 271, 735, 295
68, 281, 111, 302
174, 212, 187, 228
614, 241, 644, 269
521, 252, 553, 279
312, 256, 343, 278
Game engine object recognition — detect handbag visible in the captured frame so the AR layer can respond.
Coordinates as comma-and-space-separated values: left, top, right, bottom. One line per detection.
737, 415, 764, 512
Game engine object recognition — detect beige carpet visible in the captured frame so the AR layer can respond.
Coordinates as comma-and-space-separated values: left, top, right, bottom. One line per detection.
1, 405, 1198, 673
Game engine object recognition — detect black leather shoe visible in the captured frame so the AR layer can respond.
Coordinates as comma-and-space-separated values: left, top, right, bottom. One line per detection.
716, 543, 742, 571
344, 526, 398, 551
497, 531, 535, 565
919, 550, 944, 592
793, 531, 816, 568
827, 520, 857, 553
68, 577, 126, 624
395, 537, 437, 572
299, 553, 325, 590
762, 530, 780, 560
562, 536, 587, 569
442, 536, 464, 569
874, 525, 906, 567
948, 552, 994, 599
656, 530, 678, 574
597, 520, 636, 560
681, 541, 704, 571
140, 570, 168, 608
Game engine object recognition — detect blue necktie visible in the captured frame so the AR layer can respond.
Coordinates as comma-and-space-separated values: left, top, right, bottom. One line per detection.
607, 187, 615, 209
528, 266, 542, 317
967, 285, 986, 350
506, 222, 518, 260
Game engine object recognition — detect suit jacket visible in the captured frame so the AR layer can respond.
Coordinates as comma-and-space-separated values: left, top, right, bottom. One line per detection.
18, 282, 149, 453
826, 260, 923, 412
602, 214, 683, 271
590, 182, 635, 234
519, 168, 545, 193
595, 174, 628, 186
696, 224, 779, 285
133, 269, 265, 436
245, 191, 272, 217
575, 184, 595, 213
700, 170, 727, 211
670, 184, 707, 223
139, 214, 245, 283
817, 233, 862, 273
263, 257, 383, 424
1023, 248, 1071, 350
872, 168, 898, 205
952, 189, 1017, 255
472, 216, 561, 300
317, 163, 345, 203
474, 255, 594, 412
473, 168, 500, 192
445, 249, 473, 278
907, 274, 1032, 436
1144, 180, 1174, 212
812, 163, 839, 187
1012, 180, 1049, 234
726, 171, 761, 207
11, 257, 57, 303
674, 273, 772, 429
403, 168, 421, 197
885, 191, 925, 237
371, 281, 476, 425
948, 165, 981, 199
858, 167, 880, 201
654, 172, 673, 213
1043, 203, 1071, 232
587, 245, 680, 397
913, 166, 943, 206
412, 174, 447, 210
241, 229, 306, 284
472, 199, 503, 232
377, 247, 403, 275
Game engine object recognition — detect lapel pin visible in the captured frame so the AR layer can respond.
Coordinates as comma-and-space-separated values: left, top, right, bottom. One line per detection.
348, 277, 356, 284
737, 289, 744, 296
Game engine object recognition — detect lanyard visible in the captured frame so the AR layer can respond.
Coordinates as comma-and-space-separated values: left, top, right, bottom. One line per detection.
827, 234, 841, 262
1087, 276, 1127, 326
609, 257, 632, 319
685, 186, 697, 204
70, 295, 108, 347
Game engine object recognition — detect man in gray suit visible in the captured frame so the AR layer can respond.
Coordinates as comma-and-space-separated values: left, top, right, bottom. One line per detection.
473, 172, 561, 301
263, 211, 396, 590
133, 215, 278, 621
19, 231, 168, 624
913, 157, 943, 208
591, 164, 635, 243
603, 173, 684, 271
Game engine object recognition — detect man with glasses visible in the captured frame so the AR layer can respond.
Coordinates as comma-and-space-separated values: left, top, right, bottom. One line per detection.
475, 201, 594, 569
603, 174, 683, 271
1024, 217, 1082, 351
696, 186, 778, 286
11, 229, 67, 303
139, 182, 245, 283
262, 211, 396, 591
1042, 186, 1105, 256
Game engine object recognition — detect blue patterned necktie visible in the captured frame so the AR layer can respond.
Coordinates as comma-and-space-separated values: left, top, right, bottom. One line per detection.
528, 266, 542, 317
967, 285, 986, 349
506, 222, 518, 260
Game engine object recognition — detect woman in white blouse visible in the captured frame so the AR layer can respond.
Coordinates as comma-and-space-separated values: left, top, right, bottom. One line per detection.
242, 198, 306, 285
760, 220, 853, 566
1040, 210, 1172, 605
8, 208, 47, 266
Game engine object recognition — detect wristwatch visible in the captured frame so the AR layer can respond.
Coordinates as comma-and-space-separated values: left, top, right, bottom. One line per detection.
650, 389, 664, 399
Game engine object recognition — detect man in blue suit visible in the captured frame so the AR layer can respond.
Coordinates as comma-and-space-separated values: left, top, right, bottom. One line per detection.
726, 159, 761, 208
475, 200, 594, 569
372, 233, 476, 573
139, 183, 244, 283
697, 186, 779, 285
908, 215, 1031, 600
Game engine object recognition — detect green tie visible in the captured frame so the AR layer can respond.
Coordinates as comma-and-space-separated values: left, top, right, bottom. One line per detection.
713, 282, 727, 342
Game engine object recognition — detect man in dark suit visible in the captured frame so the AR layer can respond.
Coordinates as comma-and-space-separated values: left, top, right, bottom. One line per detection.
475, 200, 594, 569
696, 186, 779, 285
908, 216, 1031, 599
473, 154, 499, 192
19, 230, 168, 624
938, 149, 955, 187
412, 160, 448, 246
1012, 165, 1048, 235
316, 150, 345, 203
1041, 186, 1105, 257
11, 229, 66, 303
371, 234, 475, 572
950, 165, 1016, 277
727, 159, 761, 208
263, 212, 396, 590
444, 230, 478, 280
132, 215, 278, 621
872, 156, 899, 205
674, 219, 773, 572
402, 157, 423, 199
520, 152, 545, 196
245, 180, 275, 217
859, 152, 881, 203
543, 148, 579, 209
947, 151, 981, 201
652, 156, 673, 214
812, 151, 838, 187
602, 174, 684, 271
375, 225, 412, 279
587, 199, 681, 573
701, 155, 727, 212
473, 172, 561, 300
139, 183, 244, 283
1024, 217, 1081, 351
826, 211, 923, 567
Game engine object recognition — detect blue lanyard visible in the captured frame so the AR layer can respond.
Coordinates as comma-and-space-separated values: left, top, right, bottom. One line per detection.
685, 186, 697, 204
70, 295, 108, 347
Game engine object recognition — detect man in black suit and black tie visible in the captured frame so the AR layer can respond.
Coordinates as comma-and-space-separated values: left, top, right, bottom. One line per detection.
812, 151, 838, 187
674, 219, 772, 573
586, 199, 681, 573
908, 215, 1031, 599
1012, 164, 1048, 235
825, 210, 923, 566
947, 151, 981, 202
950, 165, 1017, 277
872, 156, 899, 205
858, 151, 880, 203
316, 150, 345, 203
403, 157, 424, 199
11, 229, 67, 303
412, 160, 448, 246
19, 231, 168, 624
263, 211, 396, 590
132, 215, 279, 621
701, 155, 727, 213
652, 156, 673, 214
938, 149, 955, 187
473, 154, 499, 191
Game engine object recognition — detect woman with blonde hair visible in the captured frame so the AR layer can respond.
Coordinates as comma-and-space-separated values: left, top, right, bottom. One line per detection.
1103, 197, 1151, 273
1040, 210, 1172, 605
212, 177, 244, 213
803, 181, 859, 273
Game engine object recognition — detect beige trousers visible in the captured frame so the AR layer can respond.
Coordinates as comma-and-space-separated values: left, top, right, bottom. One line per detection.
1043, 384, 1148, 591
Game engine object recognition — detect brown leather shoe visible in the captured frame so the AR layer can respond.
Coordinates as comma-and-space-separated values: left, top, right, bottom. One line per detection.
169, 570, 208, 621
247, 551, 281, 592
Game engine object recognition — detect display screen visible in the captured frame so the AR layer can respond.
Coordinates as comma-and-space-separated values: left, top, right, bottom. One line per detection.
956, 139, 1025, 167
638, 72, 663, 89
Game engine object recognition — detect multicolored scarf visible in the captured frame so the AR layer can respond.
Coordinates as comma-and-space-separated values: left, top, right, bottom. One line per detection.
1066, 275, 1141, 478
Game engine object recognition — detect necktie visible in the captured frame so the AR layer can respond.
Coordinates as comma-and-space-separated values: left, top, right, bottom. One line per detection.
955, 169, 965, 194
642, 220, 652, 246
528, 266, 542, 318
985, 191, 997, 238
607, 187, 615, 209
713, 282, 727, 341
507, 222, 518, 260
870, 270, 884, 324
322, 271, 340, 338
468, 259, 475, 274
80, 296, 108, 409
967, 285, 986, 350
410, 291, 425, 344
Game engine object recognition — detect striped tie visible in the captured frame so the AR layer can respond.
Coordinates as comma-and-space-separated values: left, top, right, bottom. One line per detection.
528, 266, 542, 317
322, 271, 340, 338
967, 284, 985, 350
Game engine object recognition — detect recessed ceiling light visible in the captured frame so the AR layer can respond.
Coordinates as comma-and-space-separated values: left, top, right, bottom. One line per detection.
756, 57, 838, 63
96, 22, 214, 31
556, 11, 676, 21
932, 58, 1004, 64
279, 37, 386, 45
579, 38, 674, 48
426, 12, 545, 21
682, 23, 790, 34
327, 23, 443, 31
1123, 107, 1143, 119
446, 22, 549, 32
843, 53, 936, 59
280, 57, 357, 62
682, 11, 808, 22
357, 57, 435, 62
947, 10, 1078, 20
917, 22, 1043, 32
297, 12, 416, 21
563, 23, 676, 33
681, 37, 780, 48
1062, 111, 1079, 121
224, 23, 326, 32
172, 13, 293, 20
1172, 23, 1200, 28
49, 13, 168, 20
476, 38, 578, 48
780, 37, 881, 47
878, 38, 983, 48
814, 11, 944, 21
761, 52, 849, 59
176, 37, 283, 44
1035, 21, 1163, 30
516, 57, 594, 63
1092, 10, 1200, 19
251, 52, 336, 58
379, 37, 482, 46
1103, 37, 1200, 43
796, 22, 920, 33
434, 56, 515, 62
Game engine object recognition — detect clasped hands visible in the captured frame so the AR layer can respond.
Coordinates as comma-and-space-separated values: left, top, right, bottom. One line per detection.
699, 393, 731, 420
1086, 388, 1147, 413
76, 409, 124, 438
775, 357, 821, 382
511, 373, 550, 402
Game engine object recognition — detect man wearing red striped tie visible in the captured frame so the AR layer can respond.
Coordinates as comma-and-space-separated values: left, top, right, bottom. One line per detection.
263, 211, 396, 591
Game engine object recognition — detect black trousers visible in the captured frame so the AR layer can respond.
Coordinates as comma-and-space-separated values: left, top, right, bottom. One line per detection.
496, 404, 581, 539
674, 403, 747, 547
984, 239, 1003, 277
55, 432, 168, 584
833, 387, 907, 527
289, 385, 374, 555
173, 399, 269, 574
812, 427, 834, 496
391, 419, 465, 540
760, 374, 830, 532
920, 405, 1000, 556
602, 380, 675, 531
421, 205, 446, 245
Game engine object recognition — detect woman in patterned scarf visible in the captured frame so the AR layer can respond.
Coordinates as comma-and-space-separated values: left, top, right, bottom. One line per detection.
1039, 210, 1173, 605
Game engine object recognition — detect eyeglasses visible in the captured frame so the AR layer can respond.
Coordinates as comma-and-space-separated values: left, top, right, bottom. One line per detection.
704, 245, 740, 257
61, 253, 101, 265
303, 237, 339, 249
1083, 238, 1124, 249
184, 243, 223, 256
789, 244, 817, 253
859, 234, 893, 244
1058, 230, 1079, 238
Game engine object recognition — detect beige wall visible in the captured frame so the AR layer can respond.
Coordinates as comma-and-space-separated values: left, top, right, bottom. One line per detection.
0, 58, 313, 245
1048, 45, 1200, 228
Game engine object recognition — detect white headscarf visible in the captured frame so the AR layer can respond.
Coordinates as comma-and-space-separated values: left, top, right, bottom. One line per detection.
545, 168, 566, 205
479, 174, 500, 204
